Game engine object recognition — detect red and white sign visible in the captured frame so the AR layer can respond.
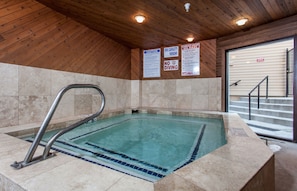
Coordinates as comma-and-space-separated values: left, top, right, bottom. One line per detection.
181, 43, 200, 76
164, 60, 178, 71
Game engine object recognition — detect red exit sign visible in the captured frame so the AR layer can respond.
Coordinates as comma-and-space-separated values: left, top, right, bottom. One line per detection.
256, 58, 264, 62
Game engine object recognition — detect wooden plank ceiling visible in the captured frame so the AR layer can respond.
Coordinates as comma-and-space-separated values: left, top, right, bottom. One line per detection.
36, 0, 297, 49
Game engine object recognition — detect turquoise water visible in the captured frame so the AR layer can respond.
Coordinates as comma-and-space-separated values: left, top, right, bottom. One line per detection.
26, 114, 226, 182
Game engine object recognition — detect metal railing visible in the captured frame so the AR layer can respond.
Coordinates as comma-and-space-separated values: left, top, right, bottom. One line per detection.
230, 80, 241, 86
11, 84, 105, 169
248, 76, 268, 120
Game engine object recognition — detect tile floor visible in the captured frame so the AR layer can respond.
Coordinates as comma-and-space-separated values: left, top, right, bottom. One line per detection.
265, 138, 297, 191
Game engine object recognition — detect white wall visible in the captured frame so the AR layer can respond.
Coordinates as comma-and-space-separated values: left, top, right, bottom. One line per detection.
229, 38, 294, 97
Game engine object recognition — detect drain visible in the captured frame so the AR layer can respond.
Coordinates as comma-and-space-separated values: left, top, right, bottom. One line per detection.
268, 144, 281, 153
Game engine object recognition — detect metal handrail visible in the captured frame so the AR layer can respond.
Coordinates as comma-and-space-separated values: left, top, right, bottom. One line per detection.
11, 84, 105, 169
248, 76, 268, 120
230, 80, 241, 86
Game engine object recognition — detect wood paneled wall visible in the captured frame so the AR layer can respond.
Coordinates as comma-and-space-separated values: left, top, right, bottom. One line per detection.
217, 14, 297, 111
131, 39, 216, 80
0, 0, 131, 79
131, 48, 142, 80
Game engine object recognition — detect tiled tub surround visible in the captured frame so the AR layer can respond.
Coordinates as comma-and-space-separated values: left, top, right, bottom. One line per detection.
0, 62, 131, 128
140, 78, 221, 111
1, 62, 222, 129
0, 110, 274, 191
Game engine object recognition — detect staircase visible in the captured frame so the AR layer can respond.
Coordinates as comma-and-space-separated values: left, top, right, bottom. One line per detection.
229, 97, 293, 140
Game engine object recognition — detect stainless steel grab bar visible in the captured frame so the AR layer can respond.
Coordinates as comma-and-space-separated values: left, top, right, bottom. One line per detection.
11, 84, 105, 169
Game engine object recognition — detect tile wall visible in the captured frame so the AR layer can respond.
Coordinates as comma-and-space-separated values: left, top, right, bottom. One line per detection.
0, 62, 222, 128
139, 78, 222, 110
0, 62, 131, 128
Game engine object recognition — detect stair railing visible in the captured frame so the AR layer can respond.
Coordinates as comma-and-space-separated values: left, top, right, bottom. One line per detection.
248, 76, 268, 120
230, 80, 241, 86
11, 84, 105, 169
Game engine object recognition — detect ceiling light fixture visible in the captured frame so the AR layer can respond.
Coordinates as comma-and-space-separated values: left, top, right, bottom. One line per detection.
184, 3, 190, 12
186, 37, 194, 42
135, 15, 145, 23
236, 18, 248, 26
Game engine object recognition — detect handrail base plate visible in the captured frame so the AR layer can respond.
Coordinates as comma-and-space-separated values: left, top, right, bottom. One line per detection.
11, 153, 56, 169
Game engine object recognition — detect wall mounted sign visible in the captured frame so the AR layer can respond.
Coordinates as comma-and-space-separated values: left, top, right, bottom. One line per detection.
256, 58, 265, 62
164, 46, 179, 58
181, 43, 200, 76
164, 60, 179, 71
143, 48, 161, 78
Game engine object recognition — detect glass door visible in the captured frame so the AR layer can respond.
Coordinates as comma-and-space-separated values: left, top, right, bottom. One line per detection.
227, 38, 294, 141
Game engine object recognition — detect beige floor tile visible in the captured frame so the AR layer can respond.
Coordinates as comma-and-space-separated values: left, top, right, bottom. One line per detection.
108, 175, 154, 191
175, 153, 256, 191
268, 139, 297, 191
22, 159, 125, 191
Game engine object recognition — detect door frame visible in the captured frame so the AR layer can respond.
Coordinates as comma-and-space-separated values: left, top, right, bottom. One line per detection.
217, 16, 297, 142
293, 36, 297, 142
225, 37, 295, 142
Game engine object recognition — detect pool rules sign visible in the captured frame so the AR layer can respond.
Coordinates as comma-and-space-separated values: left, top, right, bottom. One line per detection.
181, 43, 200, 76
143, 48, 161, 78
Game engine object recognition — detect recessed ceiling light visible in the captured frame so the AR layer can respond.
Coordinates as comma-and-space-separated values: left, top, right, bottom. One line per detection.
236, 18, 248, 26
135, 15, 145, 23
186, 37, 194, 42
